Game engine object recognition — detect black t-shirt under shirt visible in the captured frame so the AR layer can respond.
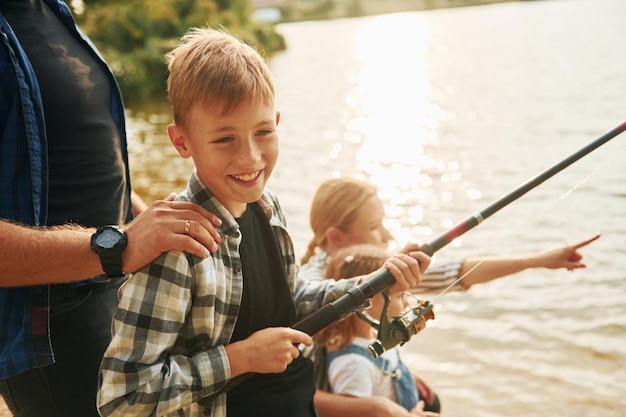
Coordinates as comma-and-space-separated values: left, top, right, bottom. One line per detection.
227, 203, 315, 417
0, 0, 131, 227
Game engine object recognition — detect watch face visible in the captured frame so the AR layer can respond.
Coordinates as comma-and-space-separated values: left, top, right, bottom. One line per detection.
97, 228, 121, 249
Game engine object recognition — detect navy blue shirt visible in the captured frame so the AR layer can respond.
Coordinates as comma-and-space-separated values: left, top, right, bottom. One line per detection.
0, 0, 132, 378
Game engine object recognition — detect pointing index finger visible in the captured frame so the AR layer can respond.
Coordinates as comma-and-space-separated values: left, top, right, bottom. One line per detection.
573, 233, 601, 249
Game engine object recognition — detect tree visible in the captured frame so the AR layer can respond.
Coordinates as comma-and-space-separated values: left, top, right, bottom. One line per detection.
74, 0, 284, 102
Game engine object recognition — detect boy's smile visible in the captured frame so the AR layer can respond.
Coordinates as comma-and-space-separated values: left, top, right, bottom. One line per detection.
169, 99, 280, 217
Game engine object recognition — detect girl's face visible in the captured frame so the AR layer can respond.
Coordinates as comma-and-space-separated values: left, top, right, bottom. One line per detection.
338, 195, 394, 249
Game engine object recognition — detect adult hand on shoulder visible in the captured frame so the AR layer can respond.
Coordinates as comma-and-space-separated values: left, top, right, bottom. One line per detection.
121, 193, 222, 272
535, 233, 600, 271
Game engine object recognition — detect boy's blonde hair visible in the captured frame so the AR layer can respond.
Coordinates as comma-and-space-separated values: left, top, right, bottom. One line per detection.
315, 244, 391, 350
301, 177, 379, 265
166, 27, 276, 128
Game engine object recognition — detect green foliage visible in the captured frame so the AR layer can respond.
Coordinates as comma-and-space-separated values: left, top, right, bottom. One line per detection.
73, 0, 285, 104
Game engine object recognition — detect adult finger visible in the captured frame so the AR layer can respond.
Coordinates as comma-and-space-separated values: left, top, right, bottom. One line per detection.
165, 201, 223, 250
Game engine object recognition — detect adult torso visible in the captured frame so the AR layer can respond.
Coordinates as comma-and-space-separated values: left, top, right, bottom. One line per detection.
0, 0, 131, 227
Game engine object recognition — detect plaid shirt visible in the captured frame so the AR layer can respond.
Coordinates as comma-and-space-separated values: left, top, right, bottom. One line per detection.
98, 172, 361, 417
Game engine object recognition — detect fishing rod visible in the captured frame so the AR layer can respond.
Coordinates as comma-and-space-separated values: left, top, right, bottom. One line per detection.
292, 120, 626, 354
198, 121, 625, 404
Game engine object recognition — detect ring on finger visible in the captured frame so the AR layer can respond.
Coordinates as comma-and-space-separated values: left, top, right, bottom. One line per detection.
184, 219, 191, 235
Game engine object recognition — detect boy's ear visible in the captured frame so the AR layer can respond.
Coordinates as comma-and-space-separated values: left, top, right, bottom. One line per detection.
168, 124, 191, 158
275, 110, 281, 126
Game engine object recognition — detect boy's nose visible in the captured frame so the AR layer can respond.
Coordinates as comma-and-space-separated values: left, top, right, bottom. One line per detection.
238, 139, 262, 163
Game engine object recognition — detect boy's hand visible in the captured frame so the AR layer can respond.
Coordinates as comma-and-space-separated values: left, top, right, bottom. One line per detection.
226, 327, 312, 377
380, 250, 431, 296
121, 195, 222, 272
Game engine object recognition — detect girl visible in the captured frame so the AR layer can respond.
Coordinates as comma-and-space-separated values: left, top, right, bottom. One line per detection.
317, 244, 440, 416
301, 176, 599, 291
302, 176, 600, 417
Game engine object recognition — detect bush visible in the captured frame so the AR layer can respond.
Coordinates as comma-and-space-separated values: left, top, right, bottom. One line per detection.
74, 0, 285, 104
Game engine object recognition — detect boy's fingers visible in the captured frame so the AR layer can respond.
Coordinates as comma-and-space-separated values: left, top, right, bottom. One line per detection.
287, 328, 313, 346
409, 250, 432, 272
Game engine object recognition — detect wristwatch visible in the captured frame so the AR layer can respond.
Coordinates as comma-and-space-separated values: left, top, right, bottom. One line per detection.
91, 225, 128, 277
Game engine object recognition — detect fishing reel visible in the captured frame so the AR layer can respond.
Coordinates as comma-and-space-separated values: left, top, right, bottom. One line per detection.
356, 292, 435, 358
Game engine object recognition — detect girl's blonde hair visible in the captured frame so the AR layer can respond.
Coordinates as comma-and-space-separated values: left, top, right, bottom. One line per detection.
300, 177, 378, 265
166, 27, 275, 129
315, 244, 391, 350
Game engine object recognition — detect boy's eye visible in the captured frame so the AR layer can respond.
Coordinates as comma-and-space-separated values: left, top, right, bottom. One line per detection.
214, 136, 233, 144
257, 129, 273, 136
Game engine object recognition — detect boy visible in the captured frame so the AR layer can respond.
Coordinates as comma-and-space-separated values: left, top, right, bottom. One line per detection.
97, 27, 430, 417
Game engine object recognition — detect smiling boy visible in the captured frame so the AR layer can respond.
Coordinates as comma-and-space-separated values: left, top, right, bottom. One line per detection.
96, 27, 429, 417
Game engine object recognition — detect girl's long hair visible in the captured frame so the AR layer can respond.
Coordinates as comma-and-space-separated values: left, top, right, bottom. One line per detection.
301, 177, 378, 265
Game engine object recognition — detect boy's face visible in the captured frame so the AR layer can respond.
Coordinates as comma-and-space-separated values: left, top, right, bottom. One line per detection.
169, 99, 279, 217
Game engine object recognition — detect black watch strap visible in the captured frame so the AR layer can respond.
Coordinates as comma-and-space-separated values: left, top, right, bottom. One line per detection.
98, 251, 125, 278
91, 225, 127, 278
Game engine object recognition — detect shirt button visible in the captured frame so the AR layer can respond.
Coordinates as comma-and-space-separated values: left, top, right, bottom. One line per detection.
203, 408, 211, 416
235, 266, 242, 273
232, 231, 240, 238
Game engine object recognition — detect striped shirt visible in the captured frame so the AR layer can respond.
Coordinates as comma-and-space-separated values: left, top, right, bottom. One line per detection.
299, 250, 467, 295
97, 172, 362, 417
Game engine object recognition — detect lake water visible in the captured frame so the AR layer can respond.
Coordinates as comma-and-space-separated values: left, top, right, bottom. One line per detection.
125, 0, 626, 416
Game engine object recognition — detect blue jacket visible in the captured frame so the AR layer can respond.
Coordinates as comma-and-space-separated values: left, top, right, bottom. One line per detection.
0, 0, 130, 378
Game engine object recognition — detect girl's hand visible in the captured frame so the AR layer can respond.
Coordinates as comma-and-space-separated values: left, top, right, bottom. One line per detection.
536, 233, 600, 271
410, 400, 440, 416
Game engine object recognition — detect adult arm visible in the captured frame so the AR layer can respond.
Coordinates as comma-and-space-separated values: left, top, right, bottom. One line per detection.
0, 198, 223, 286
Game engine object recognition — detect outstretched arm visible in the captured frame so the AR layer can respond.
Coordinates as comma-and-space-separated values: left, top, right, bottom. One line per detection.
459, 233, 600, 288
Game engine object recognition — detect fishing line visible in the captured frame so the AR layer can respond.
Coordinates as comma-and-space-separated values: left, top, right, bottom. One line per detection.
429, 168, 600, 303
